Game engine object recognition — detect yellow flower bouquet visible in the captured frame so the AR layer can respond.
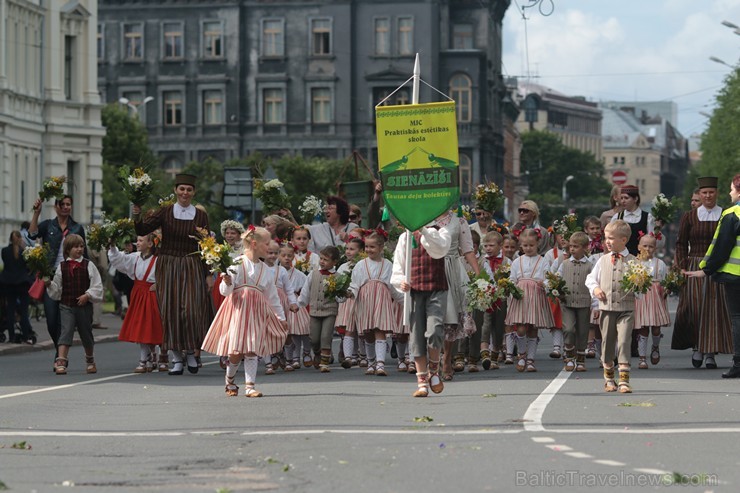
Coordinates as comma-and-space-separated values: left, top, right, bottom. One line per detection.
22, 244, 54, 279
545, 271, 570, 302
192, 227, 239, 274
620, 259, 654, 294
39, 176, 67, 202
322, 272, 351, 300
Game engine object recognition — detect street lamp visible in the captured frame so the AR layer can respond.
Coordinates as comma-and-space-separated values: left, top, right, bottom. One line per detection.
562, 175, 574, 203
721, 20, 740, 34
118, 96, 154, 117
709, 56, 733, 68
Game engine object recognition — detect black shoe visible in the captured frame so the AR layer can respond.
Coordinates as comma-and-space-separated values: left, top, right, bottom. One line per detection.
186, 353, 199, 374
691, 351, 703, 368
390, 342, 398, 360
722, 366, 740, 378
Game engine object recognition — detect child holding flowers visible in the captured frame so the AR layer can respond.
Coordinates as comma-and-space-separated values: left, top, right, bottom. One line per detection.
212, 220, 245, 311
478, 231, 511, 370
201, 226, 288, 398
337, 237, 365, 369
108, 234, 163, 373
278, 242, 311, 369
504, 229, 554, 372
634, 233, 670, 369
348, 231, 403, 377
292, 226, 320, 273
262, 240, 299, 374
585, 220, 639, 393
557, 232, 593, 372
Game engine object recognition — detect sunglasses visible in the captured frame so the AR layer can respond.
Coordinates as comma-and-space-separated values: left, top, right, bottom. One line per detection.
349, 214, 358, 220
518, 208, 532, 214
475, 212, 486, 217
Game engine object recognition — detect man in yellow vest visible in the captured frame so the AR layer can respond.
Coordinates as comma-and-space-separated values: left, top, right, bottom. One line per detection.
690, 174, 740, 378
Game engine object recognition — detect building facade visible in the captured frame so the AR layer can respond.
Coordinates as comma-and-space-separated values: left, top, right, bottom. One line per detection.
0, 0, 104, 241
98, 0, 511, 195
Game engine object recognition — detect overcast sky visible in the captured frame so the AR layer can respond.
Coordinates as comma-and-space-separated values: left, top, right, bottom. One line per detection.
501, 0, 740, 137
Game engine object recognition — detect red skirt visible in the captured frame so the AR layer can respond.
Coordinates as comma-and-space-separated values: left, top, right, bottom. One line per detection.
548, 297, 563, 329
212, 275, 225, 311
119, 280, 163, 345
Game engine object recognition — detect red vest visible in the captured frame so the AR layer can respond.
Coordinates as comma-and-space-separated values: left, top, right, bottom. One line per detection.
410, 244, 447, 292
60, 259, 91, 307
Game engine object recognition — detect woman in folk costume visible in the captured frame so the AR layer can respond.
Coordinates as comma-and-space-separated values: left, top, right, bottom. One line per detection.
201, 226, 288, 398
672, 176, 733, 369
132, 174, 214, 375
212, 220, 244, 311
277, 242, 311, 369
438, 210, 480, 381
108, 233, 163, 373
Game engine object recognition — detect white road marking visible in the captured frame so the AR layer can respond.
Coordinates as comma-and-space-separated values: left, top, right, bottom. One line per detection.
241, 429, 523, 436
564, 452, 593, 459
545, 444, 573, 451
593, 459, 626, 467
634, 468, 672, 475
0, 431, 184, 437
547, 427, 740, 434
522, 370, 572, 432
530, 436, 555, 443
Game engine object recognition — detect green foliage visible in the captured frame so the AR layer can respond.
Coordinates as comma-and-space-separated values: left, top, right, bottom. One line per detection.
521, 130, 612, 225
697, 67, 740, 207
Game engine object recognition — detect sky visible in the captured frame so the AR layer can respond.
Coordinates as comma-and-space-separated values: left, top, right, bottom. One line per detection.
501, 0, 740, 137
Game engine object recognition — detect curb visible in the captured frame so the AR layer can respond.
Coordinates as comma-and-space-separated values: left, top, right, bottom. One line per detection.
0, 333, 121, 357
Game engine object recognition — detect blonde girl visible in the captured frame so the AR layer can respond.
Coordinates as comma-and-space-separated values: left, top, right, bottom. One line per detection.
634, 234, 670, 369
292, 226, 320, 272
278, 242, 311, 369
337, 236, 365, 368
263, 240, 299, 374
201, 226, 288, 398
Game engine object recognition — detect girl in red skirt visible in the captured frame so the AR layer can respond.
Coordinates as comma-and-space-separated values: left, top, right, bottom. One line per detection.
349, 231, 403, 376
108, 233, 163, 373
634, 234, 670, 369
201, 226, 288, 398
278, 242, 310, 369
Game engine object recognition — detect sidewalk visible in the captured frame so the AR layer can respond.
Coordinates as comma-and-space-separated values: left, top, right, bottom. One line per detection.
0, 311, 123, 357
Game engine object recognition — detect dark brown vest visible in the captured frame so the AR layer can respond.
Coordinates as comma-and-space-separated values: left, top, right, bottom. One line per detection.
410, 244, 447, 292
60, 259, 91, 307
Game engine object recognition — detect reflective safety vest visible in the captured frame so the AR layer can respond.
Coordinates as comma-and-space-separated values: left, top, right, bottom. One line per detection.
700, 204, 740, 276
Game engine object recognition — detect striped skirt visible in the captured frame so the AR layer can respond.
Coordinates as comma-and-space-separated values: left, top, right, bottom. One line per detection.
155, 254, 214, 352
505, 279, 555, 329
201, 285, 288, 357
671, 257, 733, 353
288, 305, 310, 336
393, 302, 410, 334
635, 282, 671, 328
443, 255, 467, 325
354, 280, 399, 334
335, 297, 356, 332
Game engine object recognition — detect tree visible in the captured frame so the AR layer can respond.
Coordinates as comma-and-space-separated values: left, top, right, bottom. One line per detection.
100, 104, 158, 218
520, 130, 612, 225
696, 66, 740, 207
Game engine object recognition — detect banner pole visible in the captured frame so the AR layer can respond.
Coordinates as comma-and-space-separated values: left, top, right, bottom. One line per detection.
402, 53, 420, 327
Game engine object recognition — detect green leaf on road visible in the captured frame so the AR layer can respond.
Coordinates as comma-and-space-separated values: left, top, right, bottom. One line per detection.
617, 401, 656, 407
0, 480, 7, 490
413, 416, 433, 422
481, 393, 497, 398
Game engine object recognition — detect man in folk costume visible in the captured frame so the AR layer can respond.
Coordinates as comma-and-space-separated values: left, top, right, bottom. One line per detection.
391, 221, 451, 397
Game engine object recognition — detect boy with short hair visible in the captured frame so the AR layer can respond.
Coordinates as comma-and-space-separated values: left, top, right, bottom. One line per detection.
298, 246, 340, 372
478, 231, 510, 370
585, 220, 637, 393
583, 216, 603, 256
557, 232, 593, 372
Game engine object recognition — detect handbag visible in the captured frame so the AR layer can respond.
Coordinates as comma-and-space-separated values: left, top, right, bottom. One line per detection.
28, 276, 46, 301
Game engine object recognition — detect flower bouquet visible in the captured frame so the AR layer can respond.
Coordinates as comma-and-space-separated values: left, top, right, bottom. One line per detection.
298, 195, 324, 224
294, 257, 312, 275
489, 221, 510, 236
552, 213, 581, 240
39, 176, 67, 202
323, 272, 351, 300
493, 263, 523, 300
660, 266, 686, 296
157, 193, 177, 208
86, 221, 111, 251
192, 227, 240, 274
112, 218, 137, 248
254, 179, 291, 214
545, 271, 570, 302
472, 181, 505, 213
466, 271, 505, 312
119, 165, 154, 206
87, 217, 137, 250
22, 244, 54, 280
454, 204, 473, 221
650, 193, 678, 232
620, 259, 654, 295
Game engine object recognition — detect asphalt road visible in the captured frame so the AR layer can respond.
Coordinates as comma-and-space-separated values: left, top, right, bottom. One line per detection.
0, 300, 736, 492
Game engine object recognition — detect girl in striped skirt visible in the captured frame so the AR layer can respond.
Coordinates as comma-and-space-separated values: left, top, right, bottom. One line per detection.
263, 240, 299, 374
337, 236, 365, 369
201, 226, 288, 398
504, 229, 554, 372
634, 234, 670, 369
349, 231, 403, 376
278, 242, 311, 369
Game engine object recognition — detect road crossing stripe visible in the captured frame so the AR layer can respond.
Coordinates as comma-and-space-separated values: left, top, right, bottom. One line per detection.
522, 369, 572, 432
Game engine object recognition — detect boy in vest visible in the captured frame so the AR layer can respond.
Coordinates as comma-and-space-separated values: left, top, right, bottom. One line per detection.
391, 221, 451, 397
585, 220, 636, 393
46, 234, 104, 375
557, 232, 593, 372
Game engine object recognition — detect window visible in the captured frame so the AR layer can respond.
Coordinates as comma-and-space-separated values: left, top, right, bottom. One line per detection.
311, 88, 331, 123
123, 23, 143, 60
163, 22, 183, 59
64, 36, 75, 100
122, 91, 143, 109
203, 21, 223, 58
398, 17, 413, 55
452, 24, 473, 49
449, 74, 472, 122
97, 24, 104, 60
262, 19, 284, 57
374, 18, 390, 55
263, 88, 284, 124
374, 87, 410, 106
163, 91, 183, 126
311, 18, 331, 55
161, 156, 184, 178
204, 90, 224, 125
459, 153, 472, 195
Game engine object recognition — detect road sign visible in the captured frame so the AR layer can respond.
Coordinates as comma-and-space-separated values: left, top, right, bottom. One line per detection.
612, 170, 627, 185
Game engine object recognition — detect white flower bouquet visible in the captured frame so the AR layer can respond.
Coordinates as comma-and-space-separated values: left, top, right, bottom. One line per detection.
119, 165, 154, 206
299, 195, 324, 224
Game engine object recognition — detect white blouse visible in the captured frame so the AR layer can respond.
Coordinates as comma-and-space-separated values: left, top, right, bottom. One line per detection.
481, 254, 511, 279
640, 257, 668, 282
293, 250, 320, 272
350, 258, 403, 303
220, 256, 285, 320
108, 247, 157, 282
544, 248, 567, 273
285, 267, 307, 295
264, 263, 298, 305
510, 254, 551, 284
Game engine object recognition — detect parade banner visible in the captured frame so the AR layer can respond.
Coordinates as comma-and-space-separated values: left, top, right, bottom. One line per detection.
376, 101, 459, 231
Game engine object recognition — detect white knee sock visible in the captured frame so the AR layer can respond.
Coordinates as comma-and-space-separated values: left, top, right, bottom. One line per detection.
395, 341, 408, 361
284, 342, 294, 362
226, 360, 240, 379
505, 333, 515, 356
139, 344, 151, 361
169, 350, 183, 364
516, 335, 526, 355
526, 337, 538, 361
652, 334, 662, 347
342, 335, 355, 360
365, 340, 376, 364
300, 335, 311, 355
375, 339, 387, 365
638, 335, 648, 358
244, 356, 259, 385
551, 329, 563, 350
